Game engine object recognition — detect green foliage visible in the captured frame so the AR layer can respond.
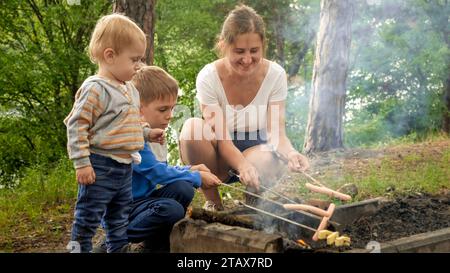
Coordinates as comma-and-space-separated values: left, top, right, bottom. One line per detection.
345, 0, 450, 146
153, 0, 225, 164
0, 0, 449, 184
0, 0, 111, 186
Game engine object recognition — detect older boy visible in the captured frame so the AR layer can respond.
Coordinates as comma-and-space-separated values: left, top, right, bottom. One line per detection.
129, 66, 222, 252
64, 14, 163, 253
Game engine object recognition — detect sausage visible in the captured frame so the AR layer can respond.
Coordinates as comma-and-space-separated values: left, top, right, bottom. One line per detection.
305, 183, 352, 201
283, 204, 331, 217
312, 203, 336, 241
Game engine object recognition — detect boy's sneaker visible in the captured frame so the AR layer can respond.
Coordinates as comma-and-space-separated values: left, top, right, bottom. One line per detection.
119, 243, 134, 253
91, 237, 107, 253
202, 200, 224, 212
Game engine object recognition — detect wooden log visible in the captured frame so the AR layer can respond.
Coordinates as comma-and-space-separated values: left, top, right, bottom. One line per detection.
187, 207, 256, 229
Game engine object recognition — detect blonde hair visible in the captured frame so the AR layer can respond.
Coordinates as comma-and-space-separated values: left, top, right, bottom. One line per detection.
215, 4, 266, 57
88, 14, 146, 63
132, 66, 179, 104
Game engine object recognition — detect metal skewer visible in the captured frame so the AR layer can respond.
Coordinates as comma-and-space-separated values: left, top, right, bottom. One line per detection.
220, 182, 286, 208
299, 170, 326, 188
259, 184, 300, 204
220, 182, 332, 224
233, 200, 317, 232
228, 169, 301, 204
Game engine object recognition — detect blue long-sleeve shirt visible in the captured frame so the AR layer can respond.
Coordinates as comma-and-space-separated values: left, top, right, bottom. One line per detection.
132, 142, 201, 201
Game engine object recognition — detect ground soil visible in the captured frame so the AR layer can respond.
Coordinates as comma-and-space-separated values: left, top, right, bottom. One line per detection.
343, 193, 450, 249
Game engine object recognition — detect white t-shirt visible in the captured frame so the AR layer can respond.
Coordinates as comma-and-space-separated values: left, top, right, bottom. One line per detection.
196, 61, 288, 133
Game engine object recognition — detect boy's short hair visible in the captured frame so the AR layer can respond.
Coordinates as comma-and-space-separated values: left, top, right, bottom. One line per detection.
132, 66, 179, 104
89, 14, 146, 63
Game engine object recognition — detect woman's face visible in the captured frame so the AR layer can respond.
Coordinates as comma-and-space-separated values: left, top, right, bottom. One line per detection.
225, 33, 263, 77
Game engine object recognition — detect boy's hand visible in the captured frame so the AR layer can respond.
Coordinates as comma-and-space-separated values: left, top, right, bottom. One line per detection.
76, 166, 95, 185
148, 128, 165, 145
190, 164, 210, 172
199, 171, 221, 189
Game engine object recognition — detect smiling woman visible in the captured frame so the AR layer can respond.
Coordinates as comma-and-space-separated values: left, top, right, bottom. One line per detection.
179, 4, 310, 212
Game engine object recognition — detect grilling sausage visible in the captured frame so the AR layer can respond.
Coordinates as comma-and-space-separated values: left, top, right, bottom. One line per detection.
283, 204, 331, 217
305, 183, 352, 201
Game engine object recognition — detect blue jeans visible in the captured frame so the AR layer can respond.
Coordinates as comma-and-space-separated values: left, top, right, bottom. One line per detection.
127, 180, 194, 252
71, 153, 132, 253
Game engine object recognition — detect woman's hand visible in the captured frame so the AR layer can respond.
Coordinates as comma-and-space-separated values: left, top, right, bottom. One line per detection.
287, 151, 310, 172
237, 162, 260, 191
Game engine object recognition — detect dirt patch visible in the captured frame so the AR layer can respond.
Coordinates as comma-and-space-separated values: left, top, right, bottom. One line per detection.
343, 193, 450, 248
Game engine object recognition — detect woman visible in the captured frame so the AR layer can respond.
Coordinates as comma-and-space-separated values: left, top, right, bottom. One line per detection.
179, 4, 310, 211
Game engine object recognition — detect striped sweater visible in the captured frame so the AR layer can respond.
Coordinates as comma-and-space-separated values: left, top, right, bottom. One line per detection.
64, 76, 148, 169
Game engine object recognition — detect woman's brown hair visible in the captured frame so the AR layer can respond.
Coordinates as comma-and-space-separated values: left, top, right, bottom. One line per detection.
215, 4, 266, 57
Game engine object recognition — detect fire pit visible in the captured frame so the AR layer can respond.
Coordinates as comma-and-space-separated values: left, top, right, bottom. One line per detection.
171, 200, 346, 253
170, 194, 450, 253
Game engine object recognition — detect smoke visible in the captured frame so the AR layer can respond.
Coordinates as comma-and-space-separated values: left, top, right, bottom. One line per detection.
345, 0, 448, 143
245, 0, 449, 238
279, 0, 449, 149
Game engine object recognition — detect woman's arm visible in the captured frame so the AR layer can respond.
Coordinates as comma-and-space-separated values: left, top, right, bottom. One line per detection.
267, 100, 310, 171
200, 104, 259, 188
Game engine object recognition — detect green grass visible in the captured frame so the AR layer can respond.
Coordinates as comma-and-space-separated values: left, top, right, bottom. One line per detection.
347, 149, 450, 199
0, 158, 77, 252
300, 145, 450, 201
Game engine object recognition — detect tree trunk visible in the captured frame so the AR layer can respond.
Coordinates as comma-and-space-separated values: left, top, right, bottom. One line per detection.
441, 27, 450, 134
443, 66, 450, 134
304, 0, 353, 154
113, 0, 157, 65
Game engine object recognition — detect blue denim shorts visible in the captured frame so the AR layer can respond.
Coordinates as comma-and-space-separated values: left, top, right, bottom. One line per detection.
226, 130, 267, 184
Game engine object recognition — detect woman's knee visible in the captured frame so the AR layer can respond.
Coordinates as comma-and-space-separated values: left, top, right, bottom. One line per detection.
243, 146, 275, 166
180, 117, 215, 142
180, 118, 204, 141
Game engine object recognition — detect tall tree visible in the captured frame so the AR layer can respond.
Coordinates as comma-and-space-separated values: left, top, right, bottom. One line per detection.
113, 0, 157, 65
304, 0, 353, 153
444, 64, 450, 134
419, 0, 450, 134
